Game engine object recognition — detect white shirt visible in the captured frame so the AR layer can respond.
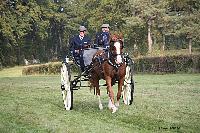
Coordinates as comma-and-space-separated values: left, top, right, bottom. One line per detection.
79, 35, 84, 40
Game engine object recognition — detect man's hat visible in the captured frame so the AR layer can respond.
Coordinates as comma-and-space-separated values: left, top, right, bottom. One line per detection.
101, 24, 110, 28
79, 26, 87, 31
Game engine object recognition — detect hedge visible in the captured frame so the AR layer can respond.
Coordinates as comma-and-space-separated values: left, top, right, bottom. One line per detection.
134, 55, 200, 73
22, 55, 200, 75
22, 62, 79, 75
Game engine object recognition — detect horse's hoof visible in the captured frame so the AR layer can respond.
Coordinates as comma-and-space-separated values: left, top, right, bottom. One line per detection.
112, 106, 118, 113
115, 102, 120, 107
99, 104, 103, 110
108, 104, 111, 110
108, 99, 112, 109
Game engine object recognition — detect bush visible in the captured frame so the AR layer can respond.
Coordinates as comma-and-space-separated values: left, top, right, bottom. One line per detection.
22, 62, 79, 75
134, 55, 200, 73
22, 55, 200, 75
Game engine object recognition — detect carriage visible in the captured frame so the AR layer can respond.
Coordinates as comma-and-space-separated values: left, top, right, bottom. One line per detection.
60, 39, 135, 112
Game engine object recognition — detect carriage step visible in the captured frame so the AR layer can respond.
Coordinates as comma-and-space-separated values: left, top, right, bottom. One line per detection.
77, 85, 90, 87
102, 84, 107, 86
71, 79, 88, 84
74, 75, 80, 77
81, 78, 89, 81
72, 85, 90, 90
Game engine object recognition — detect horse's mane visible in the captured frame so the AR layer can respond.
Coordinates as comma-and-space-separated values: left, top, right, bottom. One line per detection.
110, 33, 124, 48
110, 33, 123, 44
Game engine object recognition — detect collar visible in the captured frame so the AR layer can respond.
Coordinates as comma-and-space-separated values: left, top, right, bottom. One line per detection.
107, 51, 124, 69
79, 35, 84, 39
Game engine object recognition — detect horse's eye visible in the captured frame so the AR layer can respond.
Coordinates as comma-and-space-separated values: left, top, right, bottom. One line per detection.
113, 46, 116, 50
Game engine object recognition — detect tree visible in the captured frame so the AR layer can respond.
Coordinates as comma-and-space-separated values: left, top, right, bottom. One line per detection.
127, 0, 167, 53
0, 0, 199, 66
166, 0, 200, 54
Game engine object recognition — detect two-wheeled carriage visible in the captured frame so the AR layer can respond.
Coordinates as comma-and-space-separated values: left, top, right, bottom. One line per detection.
60, 47, 135, 111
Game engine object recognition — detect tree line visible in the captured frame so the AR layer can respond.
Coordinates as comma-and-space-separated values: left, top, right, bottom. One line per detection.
0, 0, 199, 66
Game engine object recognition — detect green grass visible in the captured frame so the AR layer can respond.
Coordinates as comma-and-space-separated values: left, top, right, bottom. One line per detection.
0, 69, 200, 132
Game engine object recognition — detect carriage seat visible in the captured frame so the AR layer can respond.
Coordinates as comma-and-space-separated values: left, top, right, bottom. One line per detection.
82, 47, 106, 66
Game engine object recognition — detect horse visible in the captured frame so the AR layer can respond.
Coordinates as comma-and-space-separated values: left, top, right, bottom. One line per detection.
89, 34, 126, 113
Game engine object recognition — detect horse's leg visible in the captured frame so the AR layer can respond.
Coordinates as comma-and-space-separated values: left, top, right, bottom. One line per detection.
97, 89, 103, 110
95, 80, 103, 110
106, 77, 117, 113
116, 77, 125, 107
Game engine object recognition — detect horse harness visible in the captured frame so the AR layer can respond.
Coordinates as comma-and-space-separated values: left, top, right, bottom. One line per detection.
93, 49, 125, 71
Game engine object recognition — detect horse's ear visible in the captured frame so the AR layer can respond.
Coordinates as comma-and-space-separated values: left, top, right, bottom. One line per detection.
110, 34, 118, 42
119, 33, 123, 40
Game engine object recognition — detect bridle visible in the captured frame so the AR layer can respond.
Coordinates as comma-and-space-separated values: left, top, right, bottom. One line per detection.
107, 40, 124, 68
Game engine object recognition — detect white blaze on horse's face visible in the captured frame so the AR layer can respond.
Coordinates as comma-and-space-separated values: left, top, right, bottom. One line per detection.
114, 41, 122, 64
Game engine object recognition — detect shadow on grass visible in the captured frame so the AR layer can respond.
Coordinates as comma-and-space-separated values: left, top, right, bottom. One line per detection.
70, 100, 184, 132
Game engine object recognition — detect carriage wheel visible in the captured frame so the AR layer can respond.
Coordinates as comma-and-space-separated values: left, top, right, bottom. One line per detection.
61, 63, 73, 110
122, 64, 134, 105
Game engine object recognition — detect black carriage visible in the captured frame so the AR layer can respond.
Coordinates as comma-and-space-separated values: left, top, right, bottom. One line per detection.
60, 47, 135, 110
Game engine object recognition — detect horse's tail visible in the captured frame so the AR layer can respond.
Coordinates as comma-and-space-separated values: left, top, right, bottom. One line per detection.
88, 79, 96, 95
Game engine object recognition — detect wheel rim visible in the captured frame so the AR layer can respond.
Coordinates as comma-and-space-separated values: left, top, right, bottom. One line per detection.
123, 65, 133, 105
61, 63, 72, 110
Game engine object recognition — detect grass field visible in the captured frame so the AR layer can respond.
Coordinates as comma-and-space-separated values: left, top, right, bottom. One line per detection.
0, 67, 200, 132
0, 66, 23, 77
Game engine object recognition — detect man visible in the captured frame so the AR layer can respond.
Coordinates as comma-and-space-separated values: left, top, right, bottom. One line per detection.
70, 26, 91, 72
95, 24, 110, 48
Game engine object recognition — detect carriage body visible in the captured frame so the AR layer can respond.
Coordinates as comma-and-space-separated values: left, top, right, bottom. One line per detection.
60, 47, 135, 110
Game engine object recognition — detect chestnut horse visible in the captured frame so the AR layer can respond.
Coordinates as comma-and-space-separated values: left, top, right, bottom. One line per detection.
89, 35, 125, 113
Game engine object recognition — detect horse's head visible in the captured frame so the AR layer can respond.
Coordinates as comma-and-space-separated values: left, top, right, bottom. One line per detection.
109, 34, 124, 64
